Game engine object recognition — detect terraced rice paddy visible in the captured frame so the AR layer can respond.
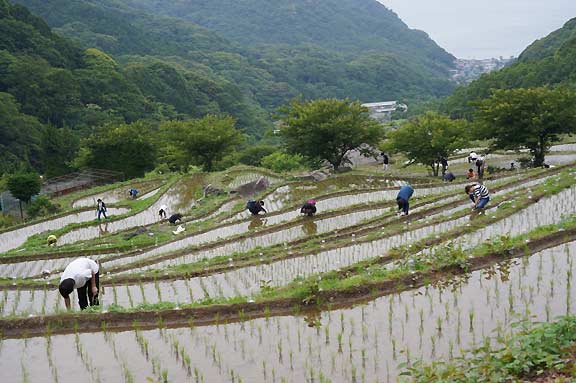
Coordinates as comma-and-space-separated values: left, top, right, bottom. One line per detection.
1, 162, 576, 382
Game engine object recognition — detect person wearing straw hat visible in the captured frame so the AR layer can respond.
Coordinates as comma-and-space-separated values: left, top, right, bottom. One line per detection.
58, 258, 99, 310
47, 234, 58, 246
300, 199, 317, 217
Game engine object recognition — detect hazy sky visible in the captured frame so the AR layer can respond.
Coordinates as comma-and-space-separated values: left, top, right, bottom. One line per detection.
377, 0, 576, 59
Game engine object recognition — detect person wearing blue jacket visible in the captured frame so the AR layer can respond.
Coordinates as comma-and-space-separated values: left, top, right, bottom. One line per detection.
396, 185, 414, 215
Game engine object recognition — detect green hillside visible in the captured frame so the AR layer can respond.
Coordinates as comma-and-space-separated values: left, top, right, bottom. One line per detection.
444, 17, 576, 117
121, 0, 454, 69
15, 0, 456, 104
0, 0, 267, 175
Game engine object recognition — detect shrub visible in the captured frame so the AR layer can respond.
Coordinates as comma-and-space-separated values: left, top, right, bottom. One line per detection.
0, 213, 15, 228
260, 151, 307, 173
26, 196, 60, 219
237, 145, 278, 166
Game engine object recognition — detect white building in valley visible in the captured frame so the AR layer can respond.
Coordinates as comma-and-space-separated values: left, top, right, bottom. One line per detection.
361, 101, 407, 122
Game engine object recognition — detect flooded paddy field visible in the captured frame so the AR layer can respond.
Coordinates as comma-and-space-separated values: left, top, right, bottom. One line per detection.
3, 170, 570, 316
0, 207, 129, 254
2, 165, 576, 383
71, 179, 166, 209
57, 176, 203, 246
2, 242, 575, 382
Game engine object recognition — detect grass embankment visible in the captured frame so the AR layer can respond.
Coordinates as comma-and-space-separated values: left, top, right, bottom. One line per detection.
0, 166, 566, 287
0, 170, 446, 263
400, 316, 576, 382
1, 183, 574, 335
0, 175, 169, 235
1, 175, 182, 256
92, 166, 569, 281
0, 215, 574, 337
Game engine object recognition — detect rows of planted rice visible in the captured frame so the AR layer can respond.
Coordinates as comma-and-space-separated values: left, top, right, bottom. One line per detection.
2, 164, 576, 383
1, 242, 574, 382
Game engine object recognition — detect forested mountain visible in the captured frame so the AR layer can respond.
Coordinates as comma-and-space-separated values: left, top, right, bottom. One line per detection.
15, 0, 456, 104
444, 17, 576, 117
120, 0, 454, 70
0, 0, 267, 175
1, 0, 460, 176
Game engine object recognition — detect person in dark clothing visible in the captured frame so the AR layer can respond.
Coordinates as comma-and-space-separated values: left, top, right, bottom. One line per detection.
168, 213, 183, 225
396, 185, 414, 215
440, 157, 448, 176
246, 200, 267, 215
128, 188, 138, 199
443, 171, 456, 182
158, 205, 167, 220
475, 156, 485, 178
381, 153, 389, 171
96, 199, 107, 220
300, 199, 317, 217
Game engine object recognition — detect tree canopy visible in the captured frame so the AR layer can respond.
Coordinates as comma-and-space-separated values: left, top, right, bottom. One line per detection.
7, 172, 41, 218
160, 115, 244, 171
474, 87, 576, 166
77, 122, 157, 178
386, 112, 469, 176
279, 99, 384, 169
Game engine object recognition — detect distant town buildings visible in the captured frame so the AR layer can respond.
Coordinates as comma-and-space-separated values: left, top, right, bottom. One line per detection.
450, 57, 515, 84
361, 101, 407, 122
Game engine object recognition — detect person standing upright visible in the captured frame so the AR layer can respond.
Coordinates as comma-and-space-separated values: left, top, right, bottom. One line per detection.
476, 155, 486, 179
440, 157, 448, 176
96, 198, 107, 220
382, 153, 389, 172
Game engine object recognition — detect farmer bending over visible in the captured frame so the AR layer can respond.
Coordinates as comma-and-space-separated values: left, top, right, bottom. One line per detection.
47, 235, 58, 246
246, 200, 267, 215
300, 199, 317, 217
128, 188, 138, 199
168, 213, 183, 225
396, 185, 414, 216
58, 258, 99, 310
465, 183, 490, 210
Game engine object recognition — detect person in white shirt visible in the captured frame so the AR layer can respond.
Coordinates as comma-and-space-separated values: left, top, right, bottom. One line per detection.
58, 258, 100, 310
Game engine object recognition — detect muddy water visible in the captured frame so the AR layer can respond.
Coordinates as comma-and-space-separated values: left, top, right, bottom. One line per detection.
72, 179, 165, 208
228, 173, 282, 189
456, 184, 576, 249
228, 180, 437, 222
205, 198, 242, 220
138, 188, 160, 200
0, 207, 129, 254
119, 182, 472, 264
1, 206, 478, 316
72, 189, 125, 208
103, 206, 392, 272
487, 154, 576, 169
3, 242, 575, 382
102, 174, 529, 273
550, 143, 576, 152
57, 176, 202, 246
0, 252, 115, 279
